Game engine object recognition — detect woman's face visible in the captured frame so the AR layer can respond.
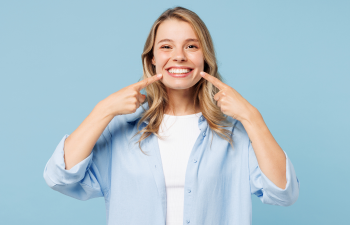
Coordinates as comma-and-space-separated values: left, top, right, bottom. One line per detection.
152, 19, 204, 90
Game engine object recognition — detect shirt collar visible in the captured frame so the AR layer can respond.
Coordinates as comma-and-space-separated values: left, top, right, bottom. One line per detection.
125, 102, 209, 127
125, 102, 150, 124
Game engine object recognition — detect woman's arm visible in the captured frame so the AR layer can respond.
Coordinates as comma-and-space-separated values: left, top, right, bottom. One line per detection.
63, 100, 113, 170
241, 110, 287, 189
63, 74, 163, 170
199, 71, 288, 189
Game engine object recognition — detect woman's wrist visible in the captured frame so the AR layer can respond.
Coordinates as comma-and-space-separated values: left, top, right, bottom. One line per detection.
95, 99, 117, 120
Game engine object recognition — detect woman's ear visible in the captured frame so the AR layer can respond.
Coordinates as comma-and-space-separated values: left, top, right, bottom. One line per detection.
152, 57, 156, 65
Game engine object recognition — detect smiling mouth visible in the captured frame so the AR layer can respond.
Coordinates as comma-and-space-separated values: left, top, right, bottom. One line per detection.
167, 68, 193, 74
166, 68, 193, 78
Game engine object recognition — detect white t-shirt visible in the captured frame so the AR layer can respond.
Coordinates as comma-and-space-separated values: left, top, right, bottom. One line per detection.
157, 112, 202, 225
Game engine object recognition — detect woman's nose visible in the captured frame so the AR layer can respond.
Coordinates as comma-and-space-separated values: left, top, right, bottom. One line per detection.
172, 48, 187, 62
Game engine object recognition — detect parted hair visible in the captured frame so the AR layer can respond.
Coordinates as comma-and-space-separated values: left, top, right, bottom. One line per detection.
134, 6, 234, 154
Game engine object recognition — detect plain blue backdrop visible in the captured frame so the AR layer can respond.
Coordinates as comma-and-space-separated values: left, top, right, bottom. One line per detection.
1, 0, 349, 224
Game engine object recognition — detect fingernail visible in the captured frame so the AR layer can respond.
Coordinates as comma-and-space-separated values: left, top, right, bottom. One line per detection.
157, 74, 162, 78
200, 72, 205, 76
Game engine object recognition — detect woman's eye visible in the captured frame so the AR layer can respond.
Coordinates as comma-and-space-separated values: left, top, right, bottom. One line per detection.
161, 45, 197, 49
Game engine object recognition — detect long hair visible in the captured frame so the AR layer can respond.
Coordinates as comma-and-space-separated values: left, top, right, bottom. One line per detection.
134, 6, 234, 155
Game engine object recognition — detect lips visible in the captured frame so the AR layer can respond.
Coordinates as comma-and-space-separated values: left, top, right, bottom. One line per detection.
167, 68, 192, 74
165, 66, 193, 70
166, 68, 193, 78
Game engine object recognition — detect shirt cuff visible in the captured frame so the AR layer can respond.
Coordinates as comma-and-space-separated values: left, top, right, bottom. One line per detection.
43, 134, 94, 187
259, 150, 300, 206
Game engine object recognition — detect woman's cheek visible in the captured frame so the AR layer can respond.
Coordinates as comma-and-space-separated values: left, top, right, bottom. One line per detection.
158, 57, 170, 74
189, 52, 204, 68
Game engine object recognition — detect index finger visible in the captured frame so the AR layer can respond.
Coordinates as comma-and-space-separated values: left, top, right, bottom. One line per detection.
135, 74, 163, 91
200, 72, 226, 90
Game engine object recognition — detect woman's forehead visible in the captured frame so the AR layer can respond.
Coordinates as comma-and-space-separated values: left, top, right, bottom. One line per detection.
155, 19, 198, 43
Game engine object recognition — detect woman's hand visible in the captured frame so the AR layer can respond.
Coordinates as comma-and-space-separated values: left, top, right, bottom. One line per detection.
200, 72, 258, 122
103, 74, 163, 117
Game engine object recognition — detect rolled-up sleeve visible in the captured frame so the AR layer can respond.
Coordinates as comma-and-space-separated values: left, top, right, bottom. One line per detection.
43, 124, 112, 201
248, 139, 300, 206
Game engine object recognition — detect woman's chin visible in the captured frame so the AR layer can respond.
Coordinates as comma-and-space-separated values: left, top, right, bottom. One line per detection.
161, 81, 194, 90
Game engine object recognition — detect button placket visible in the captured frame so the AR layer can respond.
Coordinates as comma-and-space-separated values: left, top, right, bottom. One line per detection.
184, 116, 206, 225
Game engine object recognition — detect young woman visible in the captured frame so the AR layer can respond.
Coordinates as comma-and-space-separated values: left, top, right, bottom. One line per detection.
43, 6, 300, 225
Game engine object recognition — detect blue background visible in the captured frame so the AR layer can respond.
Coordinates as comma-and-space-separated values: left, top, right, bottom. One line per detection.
1, 0, 349, 224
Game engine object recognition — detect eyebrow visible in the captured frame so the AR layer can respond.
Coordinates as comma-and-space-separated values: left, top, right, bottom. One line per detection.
157, 38, 199, 44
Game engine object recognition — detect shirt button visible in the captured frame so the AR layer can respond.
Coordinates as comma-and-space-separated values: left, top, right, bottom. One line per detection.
188, 189, 191, 193
186, 220, 190, 223
193, 159, 197, 163
200, 116, 204, 121
202, 132, 206, 137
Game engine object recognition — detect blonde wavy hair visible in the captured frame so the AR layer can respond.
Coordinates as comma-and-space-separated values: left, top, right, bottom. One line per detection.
134, 6, 234, 155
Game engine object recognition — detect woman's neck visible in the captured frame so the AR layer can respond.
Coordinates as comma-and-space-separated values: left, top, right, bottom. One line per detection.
164, 87, 201, 116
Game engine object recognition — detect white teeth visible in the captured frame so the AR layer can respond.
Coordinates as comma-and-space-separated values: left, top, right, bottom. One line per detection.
168, 68, 191, 74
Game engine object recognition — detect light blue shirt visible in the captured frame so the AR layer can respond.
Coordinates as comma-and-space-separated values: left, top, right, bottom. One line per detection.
43, 102, 300, 225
